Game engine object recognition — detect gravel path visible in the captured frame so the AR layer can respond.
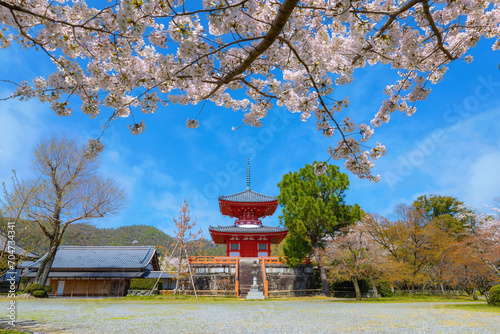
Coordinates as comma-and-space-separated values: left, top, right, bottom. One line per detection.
1, 298, 499, 333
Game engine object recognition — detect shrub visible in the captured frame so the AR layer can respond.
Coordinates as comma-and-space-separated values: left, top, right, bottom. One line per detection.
488, 285, 500, 306
32, 290, 47, 298
20, 277, 27, 285
130, 278, 159, 290
216, 278, 234, 291
376, 281, 394, 298
43, 285, 53, 293
24, 283, 43, 294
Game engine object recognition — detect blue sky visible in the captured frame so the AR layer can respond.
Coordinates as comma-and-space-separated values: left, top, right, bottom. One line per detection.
1, 38, 499, 239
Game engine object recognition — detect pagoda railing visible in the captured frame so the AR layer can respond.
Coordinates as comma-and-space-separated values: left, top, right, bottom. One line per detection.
188, 256, 239, 264
188, 256, 310, 265
260, 256, 286, 264
260, 256, 311, 264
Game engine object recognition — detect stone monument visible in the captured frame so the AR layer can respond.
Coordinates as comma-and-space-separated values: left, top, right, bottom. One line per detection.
246, 260, 265, 300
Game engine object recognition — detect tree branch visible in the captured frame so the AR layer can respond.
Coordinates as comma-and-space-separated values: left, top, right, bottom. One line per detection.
204, 0, 299, 98
421, 0, 456, 61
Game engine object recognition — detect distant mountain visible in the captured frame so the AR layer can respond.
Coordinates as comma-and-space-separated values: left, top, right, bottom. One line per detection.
4, 219, 225, 257
61, 223, 176, 248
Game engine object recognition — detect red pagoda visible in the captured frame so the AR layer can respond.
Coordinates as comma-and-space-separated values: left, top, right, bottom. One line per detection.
209, 161, 288, 257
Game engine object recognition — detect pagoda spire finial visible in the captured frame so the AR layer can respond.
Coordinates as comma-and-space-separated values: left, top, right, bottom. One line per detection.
246, 159, 251, 190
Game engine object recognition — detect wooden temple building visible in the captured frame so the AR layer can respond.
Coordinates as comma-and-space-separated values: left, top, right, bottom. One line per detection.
23, 246, 175, 297
209, 162, 288, 257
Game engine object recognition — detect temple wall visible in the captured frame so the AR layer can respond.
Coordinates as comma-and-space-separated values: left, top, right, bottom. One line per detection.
183, 263, 315, 295
265, 264, 314, 292
179, 264, 236, 293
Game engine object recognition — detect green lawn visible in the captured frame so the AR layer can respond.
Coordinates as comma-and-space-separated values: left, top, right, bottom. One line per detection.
0, 329, 26, 334
322, 294, 500, 313
361, 294, 485, 303
122, 293, 492, 306
4, 293, 499, 314
436, 302, 500, 313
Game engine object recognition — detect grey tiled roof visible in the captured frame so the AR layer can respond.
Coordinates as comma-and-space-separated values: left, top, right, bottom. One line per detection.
0, 235, 39, 258
143, 271, 176, 279
22, 271, 145, 278
219, 189, 277, 203
29, 246, 156, 270
18, 261, 35, 268
209, 225, 288, 233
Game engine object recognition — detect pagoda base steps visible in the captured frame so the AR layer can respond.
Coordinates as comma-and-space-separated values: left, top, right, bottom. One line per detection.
238, 259, 264, 298
246, 289, 265, 300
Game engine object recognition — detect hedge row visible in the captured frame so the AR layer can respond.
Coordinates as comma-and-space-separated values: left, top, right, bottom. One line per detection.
130, 278, 162, 290
24, 283, 43, 294
24, 283, 51, 298
32, 290, 47, 298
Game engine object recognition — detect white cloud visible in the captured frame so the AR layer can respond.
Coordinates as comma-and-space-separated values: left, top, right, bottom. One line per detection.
466, 152, 500, 206
0, 96, 51, 183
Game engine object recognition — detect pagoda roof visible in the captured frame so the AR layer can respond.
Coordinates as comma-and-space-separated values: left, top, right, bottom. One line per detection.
208, 226, 288, 244
209, 225, 287, 233
219, 189, 277, 203
209, 225, 288, 244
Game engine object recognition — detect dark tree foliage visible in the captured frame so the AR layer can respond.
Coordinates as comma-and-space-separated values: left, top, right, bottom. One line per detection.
412, 194, 474, 233
277, 163, 362, 296
413, 195, 465, 219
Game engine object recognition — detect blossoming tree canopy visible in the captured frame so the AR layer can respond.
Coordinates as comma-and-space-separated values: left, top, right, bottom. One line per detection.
1, 0, 499, 179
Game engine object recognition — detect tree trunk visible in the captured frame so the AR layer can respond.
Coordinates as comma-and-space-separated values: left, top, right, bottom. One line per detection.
371, 277, 378, 300
174, 248, 183, 295
312, 245, 331, 297
0, 236, 8, 259
353, 276, 362, 301
440, 283, 445, 295
473, 289, 478, 300
34, 239, 60, 286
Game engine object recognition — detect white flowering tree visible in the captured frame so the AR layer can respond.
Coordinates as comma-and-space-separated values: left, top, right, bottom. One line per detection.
1, 0, 499, 179
323, 221, 399, 300
456, 204, 500, 280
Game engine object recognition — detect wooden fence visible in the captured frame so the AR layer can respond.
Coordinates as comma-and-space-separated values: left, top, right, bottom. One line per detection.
180, 289, 236, 297
268, 289, 322, 297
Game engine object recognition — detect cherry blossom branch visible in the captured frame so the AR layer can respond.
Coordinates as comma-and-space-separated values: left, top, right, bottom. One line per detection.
153, 0, 251, 18
0, 1, 116, 34
204, 0, 300, 98
421, 0, 456, 61
240, 78, 277, 99
277, 36, 368, 173
352, 0, 421, 65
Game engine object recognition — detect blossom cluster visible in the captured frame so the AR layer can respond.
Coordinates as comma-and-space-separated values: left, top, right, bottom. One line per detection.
1, 0, 499, 179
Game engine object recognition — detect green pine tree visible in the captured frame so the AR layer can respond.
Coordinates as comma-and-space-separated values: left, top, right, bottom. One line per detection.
277, 163, 362, 296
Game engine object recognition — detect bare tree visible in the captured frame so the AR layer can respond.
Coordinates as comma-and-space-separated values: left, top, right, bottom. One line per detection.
0, 172, 41, 275
323, 221, 401, 301
10, 135, 126, 286
171, 199, 202, 294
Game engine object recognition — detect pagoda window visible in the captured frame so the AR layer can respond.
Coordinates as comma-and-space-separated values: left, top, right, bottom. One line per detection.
230, 243, 239, 250
258, 243, 267, 250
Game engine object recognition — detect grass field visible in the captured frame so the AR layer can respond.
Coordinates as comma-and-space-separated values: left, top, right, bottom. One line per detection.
0, 329, 25, 334
1, 295, 499, 333
96, 293, 500, 314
